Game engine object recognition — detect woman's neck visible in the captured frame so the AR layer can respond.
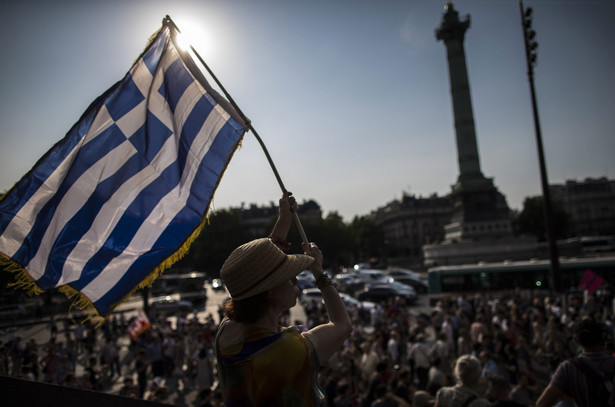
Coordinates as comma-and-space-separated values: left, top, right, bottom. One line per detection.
244, 309, 281, 332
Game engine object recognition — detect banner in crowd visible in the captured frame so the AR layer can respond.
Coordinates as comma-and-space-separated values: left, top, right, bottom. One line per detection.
578, 269, 605, 293
128, 309, 152, 340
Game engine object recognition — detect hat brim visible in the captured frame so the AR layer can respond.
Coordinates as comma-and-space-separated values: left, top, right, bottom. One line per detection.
232, 253, 314, 300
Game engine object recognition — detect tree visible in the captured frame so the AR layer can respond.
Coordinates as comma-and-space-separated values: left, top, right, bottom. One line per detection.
349, 216, 385, 266
289, 212, 355, 271
514, 196, 569, 241
175, 208, 251, 276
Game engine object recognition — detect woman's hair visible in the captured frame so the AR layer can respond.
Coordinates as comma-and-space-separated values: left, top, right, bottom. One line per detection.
223, 290, 273, 323
453, 354, 482, 387
413, 390, 434, 407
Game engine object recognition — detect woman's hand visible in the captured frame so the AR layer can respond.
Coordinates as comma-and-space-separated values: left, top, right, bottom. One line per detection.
278, 191, 297, 220
302, 242, 323, 277
270, 192, 296, 248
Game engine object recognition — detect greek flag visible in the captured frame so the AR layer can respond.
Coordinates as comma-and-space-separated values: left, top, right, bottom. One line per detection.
0, 23, 247, 320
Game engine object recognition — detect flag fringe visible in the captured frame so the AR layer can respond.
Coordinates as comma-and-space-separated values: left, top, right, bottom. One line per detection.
58, 285, 101, 325
0, 255, 45, 296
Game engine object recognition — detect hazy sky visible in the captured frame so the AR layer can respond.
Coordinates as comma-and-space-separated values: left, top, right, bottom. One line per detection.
1, 0, 613, 222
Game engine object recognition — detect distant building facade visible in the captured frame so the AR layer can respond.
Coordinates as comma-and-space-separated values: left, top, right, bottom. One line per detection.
550, 177, 615, 236
370, 193, 453, 267
232, 177, 614, 269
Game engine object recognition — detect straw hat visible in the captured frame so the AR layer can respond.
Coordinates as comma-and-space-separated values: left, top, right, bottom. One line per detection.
220, 238, 314, 300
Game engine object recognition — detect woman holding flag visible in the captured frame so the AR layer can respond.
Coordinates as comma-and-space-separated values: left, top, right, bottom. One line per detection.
214, 192, 352, 406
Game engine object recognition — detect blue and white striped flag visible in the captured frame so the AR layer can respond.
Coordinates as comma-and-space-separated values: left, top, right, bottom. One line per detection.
0, 23, 247, 320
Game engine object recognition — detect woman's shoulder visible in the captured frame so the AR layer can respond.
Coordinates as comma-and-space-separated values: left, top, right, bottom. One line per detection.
218, 321, 306, 350
435, 384, 457, 398
217, 319, 244, 348
436, 385, 486, 405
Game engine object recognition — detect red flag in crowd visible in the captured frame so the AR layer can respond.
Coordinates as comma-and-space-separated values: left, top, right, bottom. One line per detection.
578, 269, 605, 293
128, 309, 151, 340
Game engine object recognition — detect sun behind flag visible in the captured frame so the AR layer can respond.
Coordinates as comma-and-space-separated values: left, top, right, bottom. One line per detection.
0, 20, 247, 322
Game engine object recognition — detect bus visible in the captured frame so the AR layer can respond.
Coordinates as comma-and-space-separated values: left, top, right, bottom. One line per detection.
428, 256, 615, 297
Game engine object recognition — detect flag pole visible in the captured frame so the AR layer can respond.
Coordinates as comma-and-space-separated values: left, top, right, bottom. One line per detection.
162, 16, 310, 245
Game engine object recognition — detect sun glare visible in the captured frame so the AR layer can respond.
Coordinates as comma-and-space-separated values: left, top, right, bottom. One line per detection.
174, 19, 212, 55
176, 32, 191, 51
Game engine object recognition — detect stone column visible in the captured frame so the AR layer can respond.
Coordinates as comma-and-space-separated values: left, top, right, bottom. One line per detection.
436, 2, 483, 183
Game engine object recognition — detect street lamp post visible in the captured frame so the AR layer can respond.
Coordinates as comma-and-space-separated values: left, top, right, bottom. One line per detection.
519, 0, 563, 293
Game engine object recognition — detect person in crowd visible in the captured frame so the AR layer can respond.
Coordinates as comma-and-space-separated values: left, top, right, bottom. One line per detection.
387, 331, 401, 366
322, 366, 340, 406
536, 317, 615, 407
119, 375, 139, 398
162, 332, 176, 379
85, 355, 102, 391
362, 361, 391, 407
334, 381, 355, 407
427, 357, 448, 395
391, 368, 414, 404
479, 350, 499, 379
485, 375, 527, 407
214, 192, 353, 406
413, 390, 435, 407
135, 348, 150, 399
432, 332, 452, 374
510, 373, 535, 406
361, 340, 381, 382
370, 383, 411, 407
146, 335, 164, 378
409, 334, 431, 390
103, 337, 121, 378
194, 344, 214, 393
40, 343, 62, 383
434, 354, 490, 407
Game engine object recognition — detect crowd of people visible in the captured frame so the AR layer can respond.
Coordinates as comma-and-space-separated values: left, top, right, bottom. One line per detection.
0, 286, 613, 406
310, 288, 614, 407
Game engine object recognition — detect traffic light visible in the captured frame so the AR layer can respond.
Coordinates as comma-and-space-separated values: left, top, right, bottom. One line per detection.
522, 7, 538, 66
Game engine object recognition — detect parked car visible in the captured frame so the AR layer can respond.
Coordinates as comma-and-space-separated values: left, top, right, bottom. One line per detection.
333, 273, 363, 293
150, 296, 192, 314
301, 289, 375, 321
390, 275, 428, 294
387, 281, 417, 297
352, 269, 388, 285
358, 282, 417, 304
300, 288, 323, 306
387, 268, 428, 294
387, 268, 423, 280
297, 270, 315, 290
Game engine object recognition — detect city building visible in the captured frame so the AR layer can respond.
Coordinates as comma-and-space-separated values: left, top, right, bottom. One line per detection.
550, 177, 615, 236
369, 193, 453, 268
